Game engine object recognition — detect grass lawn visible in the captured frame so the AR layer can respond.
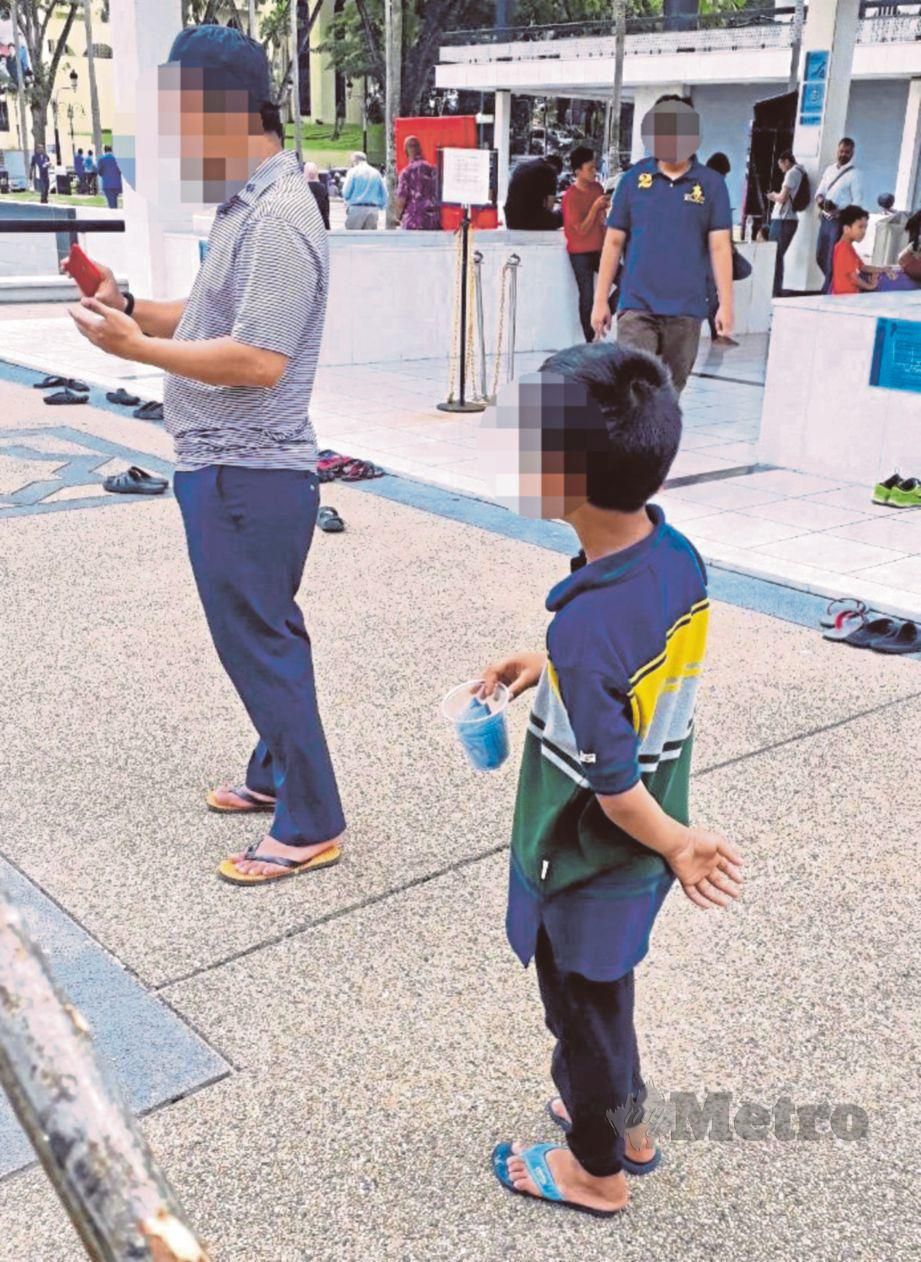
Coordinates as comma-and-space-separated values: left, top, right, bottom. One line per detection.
1, 191, 109, 208
284, 121, 386, 169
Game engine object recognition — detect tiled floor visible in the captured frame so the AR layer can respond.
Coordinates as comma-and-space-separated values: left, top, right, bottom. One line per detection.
1, 312, 920, 618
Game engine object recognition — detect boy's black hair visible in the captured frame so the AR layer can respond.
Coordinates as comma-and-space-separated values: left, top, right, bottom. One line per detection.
654, 92, 695, 109
569, 145, 595, 173
545, 153, 564, 175
538, 342, 681, 513
840, 136, 855, 148
778, 149, 796, 164
260, 100, 284, 140
839, 204, 868, 229
706, 151, 731, 176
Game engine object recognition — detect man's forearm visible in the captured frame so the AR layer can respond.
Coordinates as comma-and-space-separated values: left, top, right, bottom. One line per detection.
597, 781, 686, 861
131, 335, 285, 388
710, 234, 734, 313
594, 230, 624, 306
131, 298, 187, 339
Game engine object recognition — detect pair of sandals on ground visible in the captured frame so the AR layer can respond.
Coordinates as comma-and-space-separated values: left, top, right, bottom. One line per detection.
33, 375, 164, 420
821, 597, 920, 654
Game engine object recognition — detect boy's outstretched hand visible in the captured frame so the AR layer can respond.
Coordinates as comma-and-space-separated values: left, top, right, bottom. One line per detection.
668, 827, 744, 910
478, 651, 546, 701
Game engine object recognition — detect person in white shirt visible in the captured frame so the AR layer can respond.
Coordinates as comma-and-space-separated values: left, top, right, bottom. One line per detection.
814, 138, 863, 292
767, 150, 804, 296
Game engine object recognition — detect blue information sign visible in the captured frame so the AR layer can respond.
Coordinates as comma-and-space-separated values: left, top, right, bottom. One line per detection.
870, 318, 921, 394
804, 50, 829, 81
800, 49, 830, 127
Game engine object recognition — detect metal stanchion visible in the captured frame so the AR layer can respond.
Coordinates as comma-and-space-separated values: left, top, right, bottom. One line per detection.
504, 253, 521, 385
438, 208, 486, 414
473, 249, 487, 403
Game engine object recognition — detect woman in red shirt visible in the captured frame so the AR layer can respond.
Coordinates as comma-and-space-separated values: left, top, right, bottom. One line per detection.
562, 147, 612, 340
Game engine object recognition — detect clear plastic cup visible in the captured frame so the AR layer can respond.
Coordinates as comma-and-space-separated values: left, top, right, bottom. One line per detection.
441, 679, 511, 773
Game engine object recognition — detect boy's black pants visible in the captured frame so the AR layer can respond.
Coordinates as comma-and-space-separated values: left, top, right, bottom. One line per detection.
535, 926, 646, 1177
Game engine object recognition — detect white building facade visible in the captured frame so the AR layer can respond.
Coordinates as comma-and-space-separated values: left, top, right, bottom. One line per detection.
436, 1, 921, 289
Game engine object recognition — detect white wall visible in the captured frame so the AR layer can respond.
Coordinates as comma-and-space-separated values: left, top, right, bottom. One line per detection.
760, 291, 921, 482
162, 227, 776, 368
688, 78, 908, 224
844, 79, 911, 208
692, 83, 782, 222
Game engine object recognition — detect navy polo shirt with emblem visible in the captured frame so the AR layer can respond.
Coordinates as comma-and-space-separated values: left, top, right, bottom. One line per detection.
607, 157, 732, 319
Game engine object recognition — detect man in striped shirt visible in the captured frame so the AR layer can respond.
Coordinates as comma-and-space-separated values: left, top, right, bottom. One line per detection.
67, 26, 345, 886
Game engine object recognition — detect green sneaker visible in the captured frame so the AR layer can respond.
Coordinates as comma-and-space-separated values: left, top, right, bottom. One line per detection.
872, 473, 903, 505
889, 477, 921, 509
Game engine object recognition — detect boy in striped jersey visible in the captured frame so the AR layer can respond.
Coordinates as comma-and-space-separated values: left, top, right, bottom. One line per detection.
484, 342, 743, 1218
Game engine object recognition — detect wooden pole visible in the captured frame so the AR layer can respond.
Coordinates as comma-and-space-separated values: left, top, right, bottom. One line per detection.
606, 0, 626, 177
83, 0, 104, 159
9, 0, 31, 173
0, 892, 211, 1261
290, 0, 303, 162
788, 0, 806, 93
384, 0, 402, 228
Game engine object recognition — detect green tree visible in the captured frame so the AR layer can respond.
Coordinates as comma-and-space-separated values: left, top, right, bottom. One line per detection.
0, 0, 81, 151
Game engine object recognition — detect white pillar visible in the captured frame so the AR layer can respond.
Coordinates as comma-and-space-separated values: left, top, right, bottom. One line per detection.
630, 84, 687, 163
495, 89, 511, 220
783, 0, 860, 292
894, 78, 921, 211
109, 0, 185, 299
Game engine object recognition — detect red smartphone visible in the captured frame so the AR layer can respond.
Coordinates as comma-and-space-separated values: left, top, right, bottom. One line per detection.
67, 244, 104, 297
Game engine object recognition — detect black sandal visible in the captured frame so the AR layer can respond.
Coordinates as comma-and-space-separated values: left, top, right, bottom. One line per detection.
34, 375, 89, 391
44, 388, 88, 406
318, 505, 345, 533
103, 466, 169, 495
106, 388, 141, 406
133, 400, 165, 421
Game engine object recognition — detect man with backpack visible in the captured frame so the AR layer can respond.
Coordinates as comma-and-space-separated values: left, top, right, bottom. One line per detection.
814, 138, 863, 293
767, 150, 809, 297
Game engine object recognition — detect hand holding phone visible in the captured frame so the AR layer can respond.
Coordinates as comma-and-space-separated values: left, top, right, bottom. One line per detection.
65, 245, 104, 297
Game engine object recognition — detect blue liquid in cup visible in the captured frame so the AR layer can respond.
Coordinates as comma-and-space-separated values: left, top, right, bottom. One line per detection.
456, 695, 510, 772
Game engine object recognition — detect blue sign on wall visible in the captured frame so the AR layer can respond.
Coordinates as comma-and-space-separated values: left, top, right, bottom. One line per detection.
800, 49, 830, 127
804, 50, 829, 81
870, 318, 921, 394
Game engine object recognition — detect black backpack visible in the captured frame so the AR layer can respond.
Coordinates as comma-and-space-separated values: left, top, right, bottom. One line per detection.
791, 165, 811, 213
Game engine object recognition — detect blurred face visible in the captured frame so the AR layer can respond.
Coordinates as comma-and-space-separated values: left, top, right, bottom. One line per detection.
849, 216, 869, 242
158, 64, 266, 204
838, 141, 854, 165
482, 373, 608, 521
576, 158, 597, 183
642, 100, 700, 164
778, 157, 792, 173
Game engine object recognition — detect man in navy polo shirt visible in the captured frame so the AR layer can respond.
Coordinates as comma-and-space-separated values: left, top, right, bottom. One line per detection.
591, 96, 734, 394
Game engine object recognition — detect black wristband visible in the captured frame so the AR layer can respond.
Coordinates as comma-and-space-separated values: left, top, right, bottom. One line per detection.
122, 290, 135, 318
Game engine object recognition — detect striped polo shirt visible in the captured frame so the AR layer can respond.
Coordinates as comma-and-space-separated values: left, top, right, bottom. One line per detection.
506, 505, 709, 981
164, 148, 328, 471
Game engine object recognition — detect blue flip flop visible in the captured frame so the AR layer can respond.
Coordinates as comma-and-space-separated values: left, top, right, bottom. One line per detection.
546, 1099, 663, 1175
491, 1142, 625, 1218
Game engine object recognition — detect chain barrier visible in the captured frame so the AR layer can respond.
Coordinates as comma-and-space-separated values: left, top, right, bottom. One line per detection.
489, 253, 521, 402
446, 237, 522, 407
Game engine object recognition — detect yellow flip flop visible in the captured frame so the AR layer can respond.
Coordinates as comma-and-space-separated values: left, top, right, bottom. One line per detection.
206, 785, 276, 814
217, 842, 342, 887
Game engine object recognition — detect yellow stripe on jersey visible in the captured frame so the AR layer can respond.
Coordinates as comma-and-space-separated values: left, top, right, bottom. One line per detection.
628, 601, 709, 740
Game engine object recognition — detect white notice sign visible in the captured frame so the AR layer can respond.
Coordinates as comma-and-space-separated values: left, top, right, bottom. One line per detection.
441, 147, 493, 206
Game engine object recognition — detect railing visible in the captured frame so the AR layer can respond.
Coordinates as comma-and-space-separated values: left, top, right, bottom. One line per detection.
442, 2, 921, 49
442, 7, 802, 46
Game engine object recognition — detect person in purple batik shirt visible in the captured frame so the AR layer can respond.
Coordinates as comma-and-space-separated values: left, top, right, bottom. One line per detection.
396, 135, 441, 230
